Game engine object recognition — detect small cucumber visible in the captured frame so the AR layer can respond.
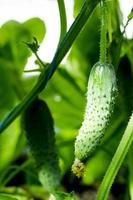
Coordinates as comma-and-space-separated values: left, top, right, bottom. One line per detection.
23, 99, 60, 192
72, 62, 117, 177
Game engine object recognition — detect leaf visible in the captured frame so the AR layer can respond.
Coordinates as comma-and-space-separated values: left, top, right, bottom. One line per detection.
0, 194, 17, 200
128, 8, 133, 20
23, 17, 46, 43
0, 18, 46, 110
74, 0, 84, 17
0, 59, 15, 110
54, 191, 75, 200
71, 3, 100, 67
83, 151, 110, 184
0, 119, 20, 172
41, 66, 85, 129
0, 19, 45, 71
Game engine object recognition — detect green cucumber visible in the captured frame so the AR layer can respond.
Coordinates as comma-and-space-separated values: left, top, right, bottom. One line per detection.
72, 62, 117, 177
23, 99, 60, 192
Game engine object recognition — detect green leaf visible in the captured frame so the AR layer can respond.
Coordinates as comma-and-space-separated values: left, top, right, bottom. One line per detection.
0, 19, 45, 71
54, 191, 75, 200
0, 194, 17, 200
0, 18, 46, 110
23, 17, 45, 43
41, 66, 85, 129
83, 151, 110, 184
0, 119, 20, 172
0, 59, 15, 110
128, 8, 133, 20
71, 4, 100, 67
0, 20, 31, 71
74, 0, 84, 17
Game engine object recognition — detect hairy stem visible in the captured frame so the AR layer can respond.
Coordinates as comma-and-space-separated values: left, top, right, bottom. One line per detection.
99, 0, 107, 63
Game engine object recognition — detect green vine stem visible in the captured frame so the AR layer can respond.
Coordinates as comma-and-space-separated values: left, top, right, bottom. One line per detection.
96, 112, 133, 200
0, 159, 32, 187
0, 0, 100, 134
99, 0, 107, 63
57, 0, 67, 45
128, 145, 133, 199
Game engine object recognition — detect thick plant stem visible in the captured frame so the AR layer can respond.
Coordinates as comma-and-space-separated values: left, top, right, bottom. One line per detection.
57, 0, 67, 45
99, 0, 107, 63
96, 112, 133, 200
0, 0, 100, 134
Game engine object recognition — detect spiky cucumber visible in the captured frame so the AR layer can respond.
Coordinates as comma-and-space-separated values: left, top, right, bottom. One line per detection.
72, 62, 117, 177
23, 98, 60, 192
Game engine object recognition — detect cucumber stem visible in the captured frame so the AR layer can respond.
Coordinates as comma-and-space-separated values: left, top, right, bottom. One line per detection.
99, 0, 107, 63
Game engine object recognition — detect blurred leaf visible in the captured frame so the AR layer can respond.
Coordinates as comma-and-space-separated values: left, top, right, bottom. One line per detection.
23, 18, 45, 43
73, 7, 100, 65
54, 191, 75, 200
25, 185, 49, 199
56, 129, 76, 174
0, 119, 20, 172
0, 59, 15, 109
0, 194, 17, 200
74, 0, 84, 17
128, 8, 133, 20
0, 187, 29, 200
41, 66, 85, 130
117, 56, 133, 119
83, 151, 110, 185
0, 18, 45, 110
0, 18, 45, 72
0, 20, 31, 71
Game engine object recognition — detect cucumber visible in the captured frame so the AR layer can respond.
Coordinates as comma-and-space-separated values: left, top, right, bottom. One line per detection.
23, 99, 60, 192
72, 62, 117, 177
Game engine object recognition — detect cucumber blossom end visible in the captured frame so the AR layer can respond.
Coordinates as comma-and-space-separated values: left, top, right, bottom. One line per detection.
72, 159, 84, 178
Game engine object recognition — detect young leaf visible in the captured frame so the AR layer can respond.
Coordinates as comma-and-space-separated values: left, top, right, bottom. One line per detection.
25, 37, 40, 53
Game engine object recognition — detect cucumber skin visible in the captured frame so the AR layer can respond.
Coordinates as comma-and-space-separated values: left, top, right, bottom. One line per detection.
75, 62, 117, 161
23, 99, 60, 192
